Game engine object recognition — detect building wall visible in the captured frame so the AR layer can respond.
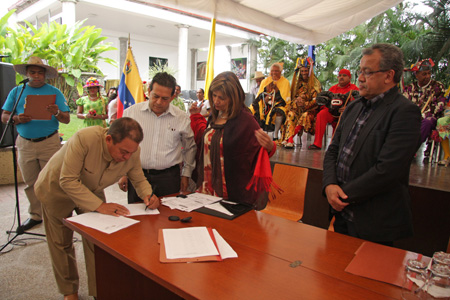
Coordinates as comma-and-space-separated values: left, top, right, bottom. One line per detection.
98, 31, 179, 83
194, 44, 250, 92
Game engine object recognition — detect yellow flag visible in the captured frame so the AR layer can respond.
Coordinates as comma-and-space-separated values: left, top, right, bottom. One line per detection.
204, 18, 216, 100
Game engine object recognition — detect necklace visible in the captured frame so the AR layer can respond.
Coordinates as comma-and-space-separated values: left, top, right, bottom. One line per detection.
218, 111, 228, 119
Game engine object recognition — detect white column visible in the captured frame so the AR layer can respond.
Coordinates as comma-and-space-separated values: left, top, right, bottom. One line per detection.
249, 44, 257, 92
176, 24, 189, 90
60, 0, 77, 27
190, 48, 197, 90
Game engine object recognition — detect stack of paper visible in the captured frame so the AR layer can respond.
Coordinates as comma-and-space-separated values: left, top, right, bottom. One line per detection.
159, 226, 238, 262
161, 193, 221, 212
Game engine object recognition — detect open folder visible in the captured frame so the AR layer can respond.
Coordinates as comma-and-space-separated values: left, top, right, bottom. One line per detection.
158, 227, 237, 263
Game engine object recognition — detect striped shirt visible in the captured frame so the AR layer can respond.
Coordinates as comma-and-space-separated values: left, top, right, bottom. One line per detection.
123, 101, 196, 177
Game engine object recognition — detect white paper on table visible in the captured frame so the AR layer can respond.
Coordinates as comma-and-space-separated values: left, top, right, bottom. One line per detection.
204, 202, 234, 216
162, 226, 220, 259
161, 193, 222, 212
212, 229, 238, 259
124, 203, 160, 216
67, 212, 139, 234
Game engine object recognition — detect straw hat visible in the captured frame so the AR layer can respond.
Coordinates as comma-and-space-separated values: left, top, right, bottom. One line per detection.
252, 71, 266, 80
83, 77, 103, 88
13, 56, 58, 79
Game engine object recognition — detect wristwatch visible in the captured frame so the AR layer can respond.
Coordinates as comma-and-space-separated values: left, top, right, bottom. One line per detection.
54, 109, 60, 117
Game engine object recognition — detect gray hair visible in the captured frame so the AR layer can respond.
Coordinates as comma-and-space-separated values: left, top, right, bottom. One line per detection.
271, 63, 283, 71
362, 43, 404, 83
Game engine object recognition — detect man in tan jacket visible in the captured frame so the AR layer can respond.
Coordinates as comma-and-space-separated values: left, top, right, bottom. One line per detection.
35, 117, 159, 300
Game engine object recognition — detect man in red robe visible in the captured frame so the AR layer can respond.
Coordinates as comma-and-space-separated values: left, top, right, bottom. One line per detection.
309, 69, 359, 150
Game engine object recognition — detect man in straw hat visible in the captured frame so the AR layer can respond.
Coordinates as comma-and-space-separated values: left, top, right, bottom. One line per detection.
403, 58, 446, 157
1, 56, 70, 231
251, 71, 266, 97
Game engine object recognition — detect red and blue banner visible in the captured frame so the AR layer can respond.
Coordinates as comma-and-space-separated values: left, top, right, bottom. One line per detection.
117, 47, 145, 118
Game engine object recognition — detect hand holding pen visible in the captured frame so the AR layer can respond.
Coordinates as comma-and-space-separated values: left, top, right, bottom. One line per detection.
144, 185, 159, 210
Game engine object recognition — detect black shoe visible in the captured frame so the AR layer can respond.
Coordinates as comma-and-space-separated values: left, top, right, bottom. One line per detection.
20, 218, 42, 231
308, 144, 321, 150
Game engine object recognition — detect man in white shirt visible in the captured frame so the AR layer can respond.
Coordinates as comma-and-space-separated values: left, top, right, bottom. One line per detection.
120, 72, 196, 201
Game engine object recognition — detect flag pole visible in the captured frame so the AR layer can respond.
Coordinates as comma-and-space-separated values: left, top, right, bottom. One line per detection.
204, 17, 216, 100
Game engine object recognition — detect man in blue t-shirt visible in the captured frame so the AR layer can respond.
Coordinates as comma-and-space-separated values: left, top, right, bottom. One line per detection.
1, 57, 70, 231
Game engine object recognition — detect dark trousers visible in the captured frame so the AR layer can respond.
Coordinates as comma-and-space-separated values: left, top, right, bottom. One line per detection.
127, 165, 181, 203
333, 213, 394, 247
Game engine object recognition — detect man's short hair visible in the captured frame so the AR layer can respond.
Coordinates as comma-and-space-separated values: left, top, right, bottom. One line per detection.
149, 72, 177, 96
197, 88, 204, 93
107, 117, 143, 144
362, 44, 404, 83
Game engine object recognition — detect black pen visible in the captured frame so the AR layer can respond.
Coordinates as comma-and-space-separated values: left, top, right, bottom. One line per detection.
145, 185, 156, 211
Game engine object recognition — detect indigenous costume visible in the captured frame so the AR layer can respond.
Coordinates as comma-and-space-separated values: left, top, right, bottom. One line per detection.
257, 73, 290, 101
311, 71, 360, 149
249, 82, 287, 132
278, 94, 304, 146
76, 77, 108, 127
280, 57, 321, 148
403, 59, 446, 144
436, 95, 450, 166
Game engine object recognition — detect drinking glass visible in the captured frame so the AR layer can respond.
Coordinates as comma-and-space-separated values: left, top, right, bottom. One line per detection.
402, 259, 429, 300
425, 255, 450, 299
432, 252, 450, 266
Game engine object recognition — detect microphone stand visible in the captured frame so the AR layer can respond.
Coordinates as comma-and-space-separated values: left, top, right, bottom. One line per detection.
0, 80, 45, 253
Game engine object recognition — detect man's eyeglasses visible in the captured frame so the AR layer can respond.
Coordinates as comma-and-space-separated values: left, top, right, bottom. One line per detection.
356, 69, 387, 78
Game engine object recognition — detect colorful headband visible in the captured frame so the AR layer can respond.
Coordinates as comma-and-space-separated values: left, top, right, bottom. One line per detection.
409, 58, 435, 72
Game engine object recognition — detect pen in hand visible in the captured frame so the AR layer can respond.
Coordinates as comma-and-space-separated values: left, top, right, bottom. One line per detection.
145, 185, 156, 211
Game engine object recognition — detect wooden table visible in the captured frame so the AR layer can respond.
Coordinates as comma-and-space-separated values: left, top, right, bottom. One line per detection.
64, 206, 403, 300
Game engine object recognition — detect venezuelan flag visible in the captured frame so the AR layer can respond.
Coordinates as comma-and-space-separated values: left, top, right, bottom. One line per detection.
117, 47, 145, 118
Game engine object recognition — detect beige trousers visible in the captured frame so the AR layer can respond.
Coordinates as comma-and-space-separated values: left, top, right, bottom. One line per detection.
16, 133, 61, 220
41, 202, 97, 297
